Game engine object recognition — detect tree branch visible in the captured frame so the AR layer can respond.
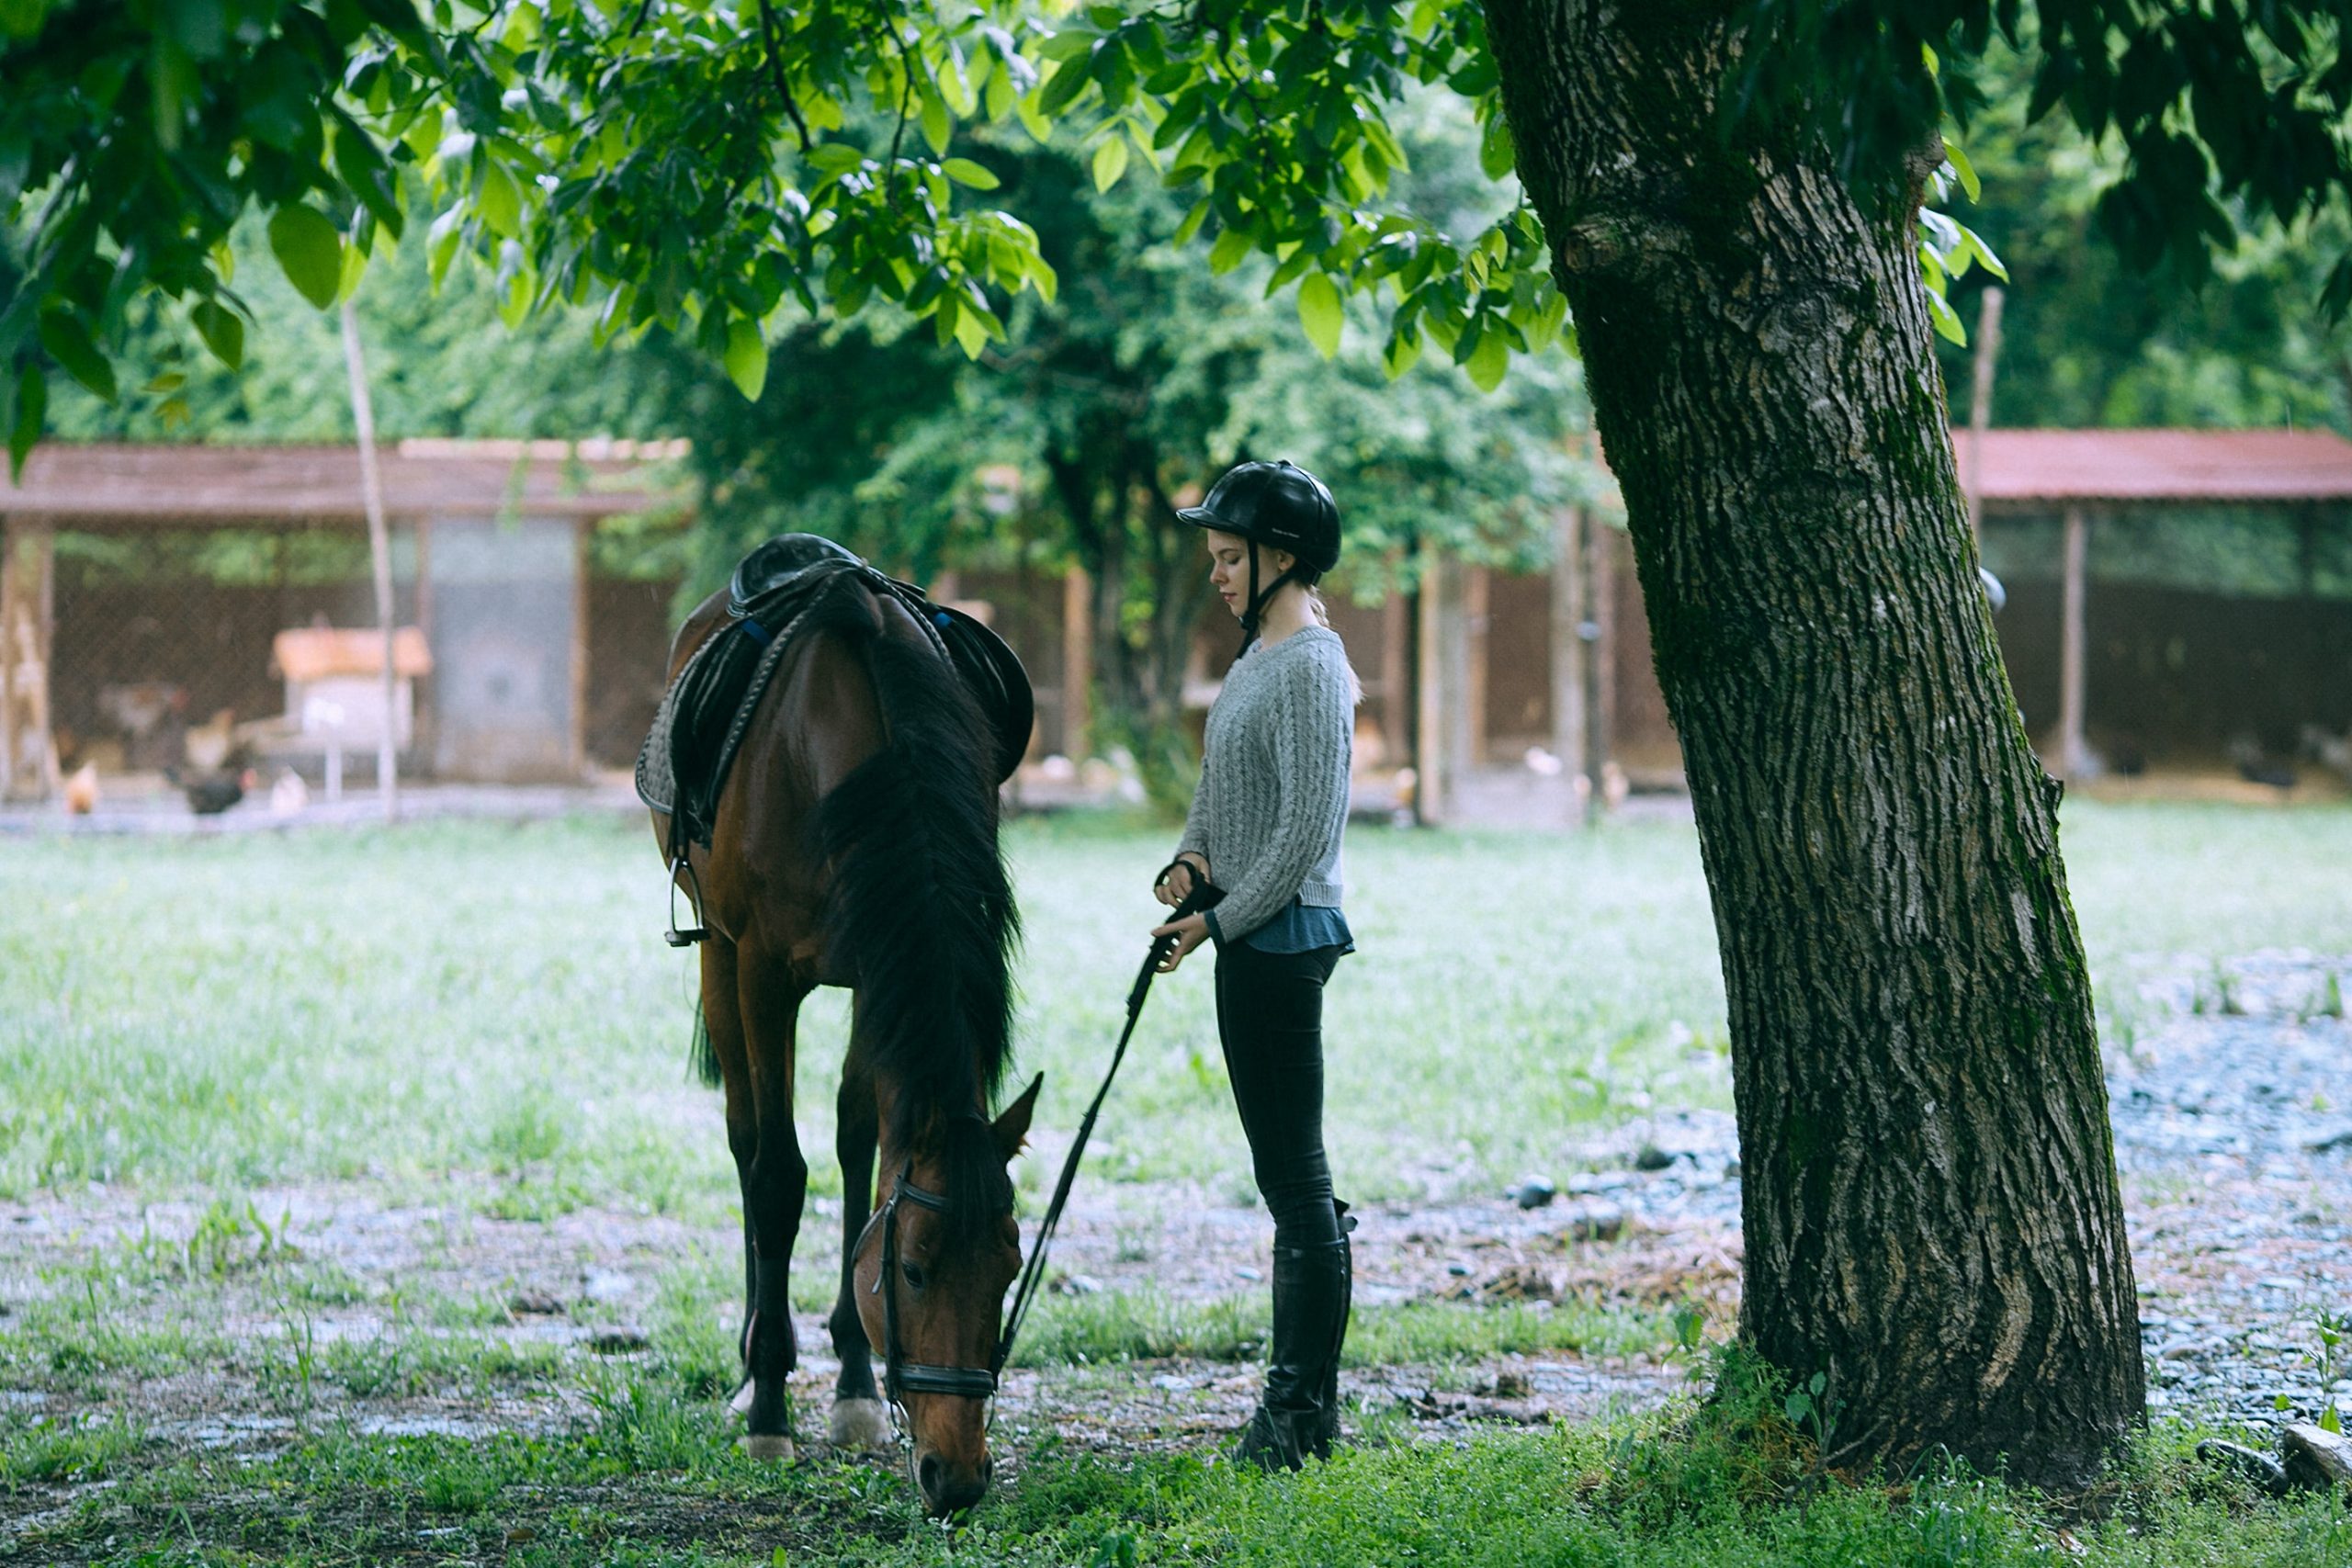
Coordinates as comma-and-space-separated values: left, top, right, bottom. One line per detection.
755, 0, 815, 152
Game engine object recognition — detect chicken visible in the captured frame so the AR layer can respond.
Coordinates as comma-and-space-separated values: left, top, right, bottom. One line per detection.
63, 761, 98, 816
168, 765, 254, 816
267, 769, 310, 817
183, 707, 244, 774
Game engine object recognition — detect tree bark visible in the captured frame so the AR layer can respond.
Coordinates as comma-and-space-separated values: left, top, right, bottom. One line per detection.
1486, 0, 2143, 1489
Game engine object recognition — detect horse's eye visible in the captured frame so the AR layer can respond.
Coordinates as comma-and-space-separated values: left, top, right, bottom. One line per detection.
901, 1261, 926, 1291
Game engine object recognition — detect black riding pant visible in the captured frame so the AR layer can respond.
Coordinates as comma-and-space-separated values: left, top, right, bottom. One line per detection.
1213, 940, 1346, 1250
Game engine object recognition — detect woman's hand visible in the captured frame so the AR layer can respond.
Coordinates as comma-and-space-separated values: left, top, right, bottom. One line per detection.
1150, 913, 1212, 973
1153, 853, 1209, 908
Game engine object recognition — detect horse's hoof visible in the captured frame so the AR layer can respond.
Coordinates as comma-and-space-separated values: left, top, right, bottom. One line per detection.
739, 1433, 796, 1461
831, 1398, 892, 1450
727, 1378, 755, 1416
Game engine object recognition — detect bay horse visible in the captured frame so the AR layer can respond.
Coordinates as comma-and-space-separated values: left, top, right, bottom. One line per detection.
649, 568, 1037, 1517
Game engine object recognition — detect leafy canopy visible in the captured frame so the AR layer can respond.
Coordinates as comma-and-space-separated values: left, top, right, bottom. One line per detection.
6, 0, 2351, 474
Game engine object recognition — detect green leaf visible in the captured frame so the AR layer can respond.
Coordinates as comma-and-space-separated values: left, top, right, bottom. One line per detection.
8, 362, 46, 478
1924, 284, 1966, 346
1296, 272, 1342, 359
920, 92, 952, 157
1381, 322, 1421, 380
336, 237, 369, 304
478, 157, 523, 240
1208, 228, 1254, 274
942, 157, 1000, 190
39, 307, 115, 401
1464, 322, 1510, 392
1943, 141, 1981, 205
953, 306, 990, 360
1091, 134, 1128, 193
268, 204, 345, 310
723, 316, 768, 401
1172, 198, 1209, 246
0, 0, 49, 41
1961, 222, 2009, 282
1479, 117, 1515, 180
191, 299, 245, 370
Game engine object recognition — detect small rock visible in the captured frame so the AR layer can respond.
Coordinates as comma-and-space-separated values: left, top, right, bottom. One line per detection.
587, 1326, 650, 1354
1490, 1371, 1532, 1398
1722, 1159, 1742, 1179
1632, 1145, 1674, 1172
2305, 1124, 2352, 1154
1566, 1171, 1632, 1195
1560, 1201, 1626, 1244
1149, 1373, 1193, 1393
2196, 1438, 2290, 1497
505, 1528, 537, 1546
2256, 1277, 2302, 1292
508, 1292, 564, 1316
1446, 1262, 1472, 1278
2283, 1422, 2352, 1495
1512, 1178, 1558, 1210
1236, 1266, 1263, 1282
1048, 1273, 1103, 1296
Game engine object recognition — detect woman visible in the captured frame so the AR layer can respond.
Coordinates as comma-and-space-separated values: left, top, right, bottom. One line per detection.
1150, 458, 1358, 1472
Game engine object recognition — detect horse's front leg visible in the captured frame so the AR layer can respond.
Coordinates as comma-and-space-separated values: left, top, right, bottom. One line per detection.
734, 951, 810, 1460
827, 1044, 890, 1448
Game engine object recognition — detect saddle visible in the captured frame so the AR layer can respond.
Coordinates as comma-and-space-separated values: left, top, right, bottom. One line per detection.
635, 535, 1034, 860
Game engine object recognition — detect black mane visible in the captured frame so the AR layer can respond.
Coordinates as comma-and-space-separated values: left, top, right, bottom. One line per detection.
808, 583, 1020, 1238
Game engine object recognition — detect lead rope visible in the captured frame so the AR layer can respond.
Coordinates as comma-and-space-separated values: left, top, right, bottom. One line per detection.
994, 874, 1223, 1387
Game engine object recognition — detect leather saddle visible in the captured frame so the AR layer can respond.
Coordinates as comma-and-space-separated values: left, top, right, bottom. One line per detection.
636, 535, 1034, 855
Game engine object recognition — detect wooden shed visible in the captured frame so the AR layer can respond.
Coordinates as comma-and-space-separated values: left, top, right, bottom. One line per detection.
0, 440, 683, 801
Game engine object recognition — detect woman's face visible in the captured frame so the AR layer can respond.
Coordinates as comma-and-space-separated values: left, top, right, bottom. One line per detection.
1204, 529, 1295, 617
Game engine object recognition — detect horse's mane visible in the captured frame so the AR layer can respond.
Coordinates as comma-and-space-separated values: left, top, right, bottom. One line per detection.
806, 581, 1019, 1239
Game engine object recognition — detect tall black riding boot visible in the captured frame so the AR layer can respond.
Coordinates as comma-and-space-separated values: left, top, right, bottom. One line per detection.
1307, 1203, 1356, 1461
1235, 1236, 1351, 1472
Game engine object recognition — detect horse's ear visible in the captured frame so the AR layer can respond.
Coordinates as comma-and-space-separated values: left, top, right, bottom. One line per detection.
992, 1073, 1044, 1162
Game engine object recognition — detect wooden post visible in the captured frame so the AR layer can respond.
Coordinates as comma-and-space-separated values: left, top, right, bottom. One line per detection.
412, 517, 435, 762
2057, 503, 2090, 780
1963, 286, 2004, 543
341, 299, 400, 819
1552, 506, 1588, 823
0, 518, 60, 804
1415, 549, 1446, 825
1439, 555, 1472, 794
570, 517, 591, 779
1464, 563, 1491, 768
1587, 518, 1617, 816
1379, 574, 1408, 772
1061, 564, 1091, 760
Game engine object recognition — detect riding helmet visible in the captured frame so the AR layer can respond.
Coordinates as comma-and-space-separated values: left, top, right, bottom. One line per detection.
1176, 460, 1341, 576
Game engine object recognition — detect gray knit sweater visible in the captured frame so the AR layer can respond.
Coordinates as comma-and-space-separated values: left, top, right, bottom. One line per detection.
1177, 626, 1353, 942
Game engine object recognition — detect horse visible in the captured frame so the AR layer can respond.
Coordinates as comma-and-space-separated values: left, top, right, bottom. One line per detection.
648, 565, 1037, 1517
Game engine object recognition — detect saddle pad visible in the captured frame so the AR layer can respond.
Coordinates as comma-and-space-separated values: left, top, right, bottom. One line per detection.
636, 536, 1034, 851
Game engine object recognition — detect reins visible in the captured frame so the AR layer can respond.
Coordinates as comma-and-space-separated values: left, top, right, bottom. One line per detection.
854, 875, 1221, 1413
995, 875, 1222, 1377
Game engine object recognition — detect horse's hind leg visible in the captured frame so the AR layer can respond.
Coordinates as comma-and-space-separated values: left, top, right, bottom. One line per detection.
827, 1038, 890, 1449
732, 945, 812, 1460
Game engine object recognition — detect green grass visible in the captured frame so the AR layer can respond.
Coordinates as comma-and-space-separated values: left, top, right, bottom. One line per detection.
6, 1358, 2348, 1564
9, 801, 2342, 1212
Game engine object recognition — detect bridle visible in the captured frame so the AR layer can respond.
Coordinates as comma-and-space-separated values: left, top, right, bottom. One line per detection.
853, 877, 1222, 1416
854, 1160, 1010, 1406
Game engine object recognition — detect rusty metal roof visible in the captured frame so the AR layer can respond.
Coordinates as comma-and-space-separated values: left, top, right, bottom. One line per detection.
0, 440, 685, 525
1951, 428, 2352, 504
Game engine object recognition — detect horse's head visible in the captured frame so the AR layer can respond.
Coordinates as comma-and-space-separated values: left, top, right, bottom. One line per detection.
854, 1073, 1041, 1517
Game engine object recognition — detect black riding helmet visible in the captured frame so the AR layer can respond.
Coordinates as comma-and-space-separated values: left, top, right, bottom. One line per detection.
1176, 460, 1341, 655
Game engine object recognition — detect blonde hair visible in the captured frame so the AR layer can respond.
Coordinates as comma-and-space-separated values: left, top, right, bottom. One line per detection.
1300, 583, 1365, 707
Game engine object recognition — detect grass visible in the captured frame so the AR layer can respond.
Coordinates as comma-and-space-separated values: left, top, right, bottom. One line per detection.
6, 800, 2352, 1561
6, 1356, 2349, 1564
8, 801, 2347, 1213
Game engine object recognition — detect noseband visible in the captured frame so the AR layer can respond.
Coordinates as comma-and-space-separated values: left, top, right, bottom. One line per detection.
856, 1162, 1009, 1404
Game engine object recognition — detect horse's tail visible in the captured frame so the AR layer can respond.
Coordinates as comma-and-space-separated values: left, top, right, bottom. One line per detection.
804, 577, 1019, 1231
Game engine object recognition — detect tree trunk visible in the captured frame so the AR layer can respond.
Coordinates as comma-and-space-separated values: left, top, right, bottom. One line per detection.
1487, 1, 2143, 1489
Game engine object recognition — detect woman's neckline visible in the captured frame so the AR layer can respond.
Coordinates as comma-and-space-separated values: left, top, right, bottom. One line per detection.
1246, 625, 1339, 657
